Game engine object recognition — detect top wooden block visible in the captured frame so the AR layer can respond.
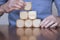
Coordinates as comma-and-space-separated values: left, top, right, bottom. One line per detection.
24, 2, 32, 10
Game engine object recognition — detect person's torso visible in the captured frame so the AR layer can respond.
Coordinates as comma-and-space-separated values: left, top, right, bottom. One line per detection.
0, 0, 7, 5
0, 0, 53, 26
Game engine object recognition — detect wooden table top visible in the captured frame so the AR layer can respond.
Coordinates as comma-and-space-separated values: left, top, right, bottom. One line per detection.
37, 28, 60, 40
0, 25, 60, 40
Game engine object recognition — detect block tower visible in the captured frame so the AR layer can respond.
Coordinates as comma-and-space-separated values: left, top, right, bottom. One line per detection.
16, 2, 41, 40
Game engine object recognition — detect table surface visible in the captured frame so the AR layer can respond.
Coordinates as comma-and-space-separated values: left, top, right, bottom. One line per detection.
0, 25, 8, 40
0, 25, 60, 40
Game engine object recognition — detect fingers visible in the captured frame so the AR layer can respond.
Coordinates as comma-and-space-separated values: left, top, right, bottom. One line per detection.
41, 20, 50, 28
45, 21, 54, 28
50, 23, 58, 28
11, 0, 25, 9
11, 2, 25, 10
14, 4, 22, 8
18, 0, 25, 6
40, 19, 58, 28
40, 15, 58, 29
16, 2, 25, 7
40, 20, 58, 28
40, 18, 47, 28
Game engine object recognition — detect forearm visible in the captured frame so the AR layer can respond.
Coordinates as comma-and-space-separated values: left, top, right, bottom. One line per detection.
0, 5, 5, 16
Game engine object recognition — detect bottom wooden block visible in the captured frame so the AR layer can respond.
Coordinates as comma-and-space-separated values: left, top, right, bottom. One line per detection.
25, 20, 32, 27
33, 19, 41, 27
16, 20, 24, 27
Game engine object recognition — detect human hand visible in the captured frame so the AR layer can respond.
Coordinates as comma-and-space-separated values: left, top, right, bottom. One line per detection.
40, 15, 60, 28
1, 0, 25, 12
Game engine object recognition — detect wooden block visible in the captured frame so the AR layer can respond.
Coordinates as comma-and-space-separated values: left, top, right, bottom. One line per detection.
33, 19, 41, 27
16, 20, 24, 27
20, 36, 28, 40
29, 36, 36, 40
25, 28, 32, 36
24, 2, 32, 10
16, 28, 24, 36
28, 11, 37, 19
33, 28, 41, 36
20, 11, 28, 19
25, 20, 32, 27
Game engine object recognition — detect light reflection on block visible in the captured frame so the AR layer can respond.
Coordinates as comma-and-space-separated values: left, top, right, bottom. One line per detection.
29, 36, 37, 40
20, 36, 28, 40
16, 28, 25, 36
33, 28, 41, 36
25, 28, 33, 36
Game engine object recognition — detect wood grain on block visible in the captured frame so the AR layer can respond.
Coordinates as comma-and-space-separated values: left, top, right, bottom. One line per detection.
16, 28, 24, 36
24, 2, 32, 10
20, 36, 28, 40
16, 20, 24, 27
33, 28, 41, 36
28, 11, 37, 19
20, 11, 28, 19
29, 36, 36, 40
33, 19, 41, 27
25, 20, 32, 27
25, 28, 32, 36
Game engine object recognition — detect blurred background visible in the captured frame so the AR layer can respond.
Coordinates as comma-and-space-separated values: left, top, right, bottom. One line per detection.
0, 3, 58, 40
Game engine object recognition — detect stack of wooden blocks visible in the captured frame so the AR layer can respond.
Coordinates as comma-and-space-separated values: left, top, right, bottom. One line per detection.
16, 2, 41, 40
